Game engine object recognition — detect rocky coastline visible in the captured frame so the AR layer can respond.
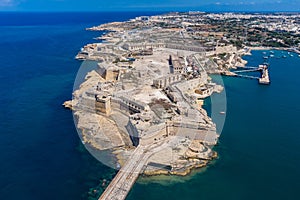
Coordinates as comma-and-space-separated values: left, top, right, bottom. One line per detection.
63, 13, 256, 177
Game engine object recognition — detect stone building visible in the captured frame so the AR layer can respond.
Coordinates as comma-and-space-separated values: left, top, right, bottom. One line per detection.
215, 44, 237, 54
171, 59, 185, 74
95, 95, 112, 115
105, 66, 120, 81
166, 43, 204, 52
122, 42, 166, 51
153, 74, 183, 89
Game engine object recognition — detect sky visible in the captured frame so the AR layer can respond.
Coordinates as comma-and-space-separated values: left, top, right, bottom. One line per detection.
0, 0, 300, 12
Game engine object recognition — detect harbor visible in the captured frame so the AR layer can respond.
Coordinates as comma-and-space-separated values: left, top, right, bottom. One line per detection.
222, 64, 270, 85
71, 12, 300, 200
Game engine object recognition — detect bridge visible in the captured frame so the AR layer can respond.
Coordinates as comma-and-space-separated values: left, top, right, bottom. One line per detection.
99, 142, 171, 200
98, 146, 149, 200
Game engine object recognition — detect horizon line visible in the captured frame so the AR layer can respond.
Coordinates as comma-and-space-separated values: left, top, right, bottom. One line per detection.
1, 10, 300, 13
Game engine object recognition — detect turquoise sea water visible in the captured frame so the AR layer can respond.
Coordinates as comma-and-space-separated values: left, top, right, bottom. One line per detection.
128, 50, 300, 200
0, 12, 299, 200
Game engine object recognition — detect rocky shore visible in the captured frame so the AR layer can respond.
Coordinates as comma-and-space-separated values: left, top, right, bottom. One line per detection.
64, 13, 233, 177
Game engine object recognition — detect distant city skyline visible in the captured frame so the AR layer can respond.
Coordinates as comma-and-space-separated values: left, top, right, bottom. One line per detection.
1, 0, 300, 12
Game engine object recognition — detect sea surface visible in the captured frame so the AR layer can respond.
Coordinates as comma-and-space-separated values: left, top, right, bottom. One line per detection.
1, 12, 300, 200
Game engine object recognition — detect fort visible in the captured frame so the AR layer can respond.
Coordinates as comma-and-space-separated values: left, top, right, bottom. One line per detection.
60, 11, 299, 200
67, 15, 231, 200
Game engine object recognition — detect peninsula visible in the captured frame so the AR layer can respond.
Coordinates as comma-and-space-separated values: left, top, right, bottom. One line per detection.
64, 12, 300, 200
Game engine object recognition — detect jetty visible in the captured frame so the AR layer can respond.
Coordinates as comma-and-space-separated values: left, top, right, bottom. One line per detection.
258, 66, 270, 84
235, 74, 259, 80
227, 64, 270, 84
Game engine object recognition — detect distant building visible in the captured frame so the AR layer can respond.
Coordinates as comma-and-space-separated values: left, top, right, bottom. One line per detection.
135, 16, 150, 21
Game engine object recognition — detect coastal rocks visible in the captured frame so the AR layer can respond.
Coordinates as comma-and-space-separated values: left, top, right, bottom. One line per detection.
236, 57, 248, 67
63, 100, 73, 110
75, 110, 125, 151
213, 84, 224, 93
86, 22, 125, 32
143, 159, 209, 177
142, 138, 217, 177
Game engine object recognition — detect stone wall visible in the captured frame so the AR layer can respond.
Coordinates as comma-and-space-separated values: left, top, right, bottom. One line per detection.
153, 74, 183, 89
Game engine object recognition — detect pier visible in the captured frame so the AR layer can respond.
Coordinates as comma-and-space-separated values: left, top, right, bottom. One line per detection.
226, 65, 270, 84
235, 74, 259, 80
259, 67, 270, 84
233, 68, 261, 73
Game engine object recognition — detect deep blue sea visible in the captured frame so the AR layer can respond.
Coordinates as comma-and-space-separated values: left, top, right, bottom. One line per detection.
0, 12, 162, 200
0, 12, 299, 200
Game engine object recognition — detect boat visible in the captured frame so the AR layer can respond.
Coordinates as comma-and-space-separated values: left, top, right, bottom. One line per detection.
270, 54, 275, 57
282, 55, 287, 58
102, 179, 107, 187
220, 111, 226, 115
116, 163, 121, 169
270, 51, 274, 54
263, 56, 269, 59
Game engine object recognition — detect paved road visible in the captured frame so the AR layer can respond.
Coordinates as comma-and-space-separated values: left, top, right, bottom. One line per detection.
98, 146, 150, 200
99, 142, 170, 200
